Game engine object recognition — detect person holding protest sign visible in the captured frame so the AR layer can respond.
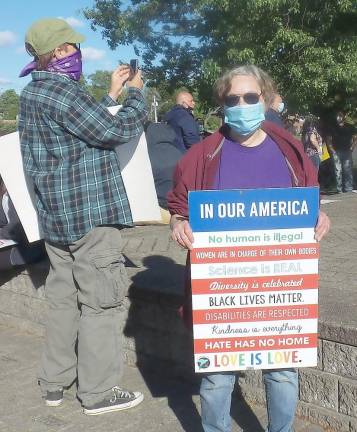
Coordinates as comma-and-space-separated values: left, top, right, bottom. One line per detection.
168, 65, 330, 432
18, 18, 147, 415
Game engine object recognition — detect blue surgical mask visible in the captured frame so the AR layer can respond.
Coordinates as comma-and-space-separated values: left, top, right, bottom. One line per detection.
224, 102, 265, 136
277, 102, 285, 113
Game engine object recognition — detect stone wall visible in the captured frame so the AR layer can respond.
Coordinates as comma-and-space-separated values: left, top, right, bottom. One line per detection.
238, 339, 357, 432
1, 225, 357, 431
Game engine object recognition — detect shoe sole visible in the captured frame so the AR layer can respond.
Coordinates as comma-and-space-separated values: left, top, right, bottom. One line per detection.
45, 399, 63, 407
83, 394, 144, 415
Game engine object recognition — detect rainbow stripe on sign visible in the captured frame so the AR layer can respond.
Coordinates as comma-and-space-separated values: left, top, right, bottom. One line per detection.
189, 187, 320, 373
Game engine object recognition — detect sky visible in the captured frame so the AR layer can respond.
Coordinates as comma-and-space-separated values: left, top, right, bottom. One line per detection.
0, 0, 135, 93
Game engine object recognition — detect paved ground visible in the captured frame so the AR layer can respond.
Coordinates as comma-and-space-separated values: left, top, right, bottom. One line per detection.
317, 191, 357, 343
0, 325, 324, 432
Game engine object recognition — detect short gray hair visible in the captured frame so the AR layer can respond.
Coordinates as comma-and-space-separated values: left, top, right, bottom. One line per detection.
214, 65, 276, 106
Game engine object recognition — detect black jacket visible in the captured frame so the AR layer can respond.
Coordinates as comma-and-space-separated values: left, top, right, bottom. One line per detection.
145, 122, 185, 209
163, 105, 201, 151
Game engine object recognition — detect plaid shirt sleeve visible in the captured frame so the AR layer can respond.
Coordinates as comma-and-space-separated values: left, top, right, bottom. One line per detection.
62, 87, 148, 148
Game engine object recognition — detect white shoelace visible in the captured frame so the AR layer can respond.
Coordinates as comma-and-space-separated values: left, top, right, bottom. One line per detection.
110, 386, 132, 403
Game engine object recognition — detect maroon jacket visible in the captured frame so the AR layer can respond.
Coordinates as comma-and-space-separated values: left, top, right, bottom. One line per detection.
168, 121, 318, 217
167, 121, 318, 327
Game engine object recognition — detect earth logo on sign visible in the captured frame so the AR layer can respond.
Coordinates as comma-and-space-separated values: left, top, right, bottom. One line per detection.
197, 357, 210, 369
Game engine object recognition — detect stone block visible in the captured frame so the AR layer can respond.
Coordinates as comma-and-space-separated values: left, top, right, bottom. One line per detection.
170, 332, 193, 368
297, 400, 350, 432
323, 340, 357, 379
0, 313, 44, 337
350, 418, 357, 432
237, 370, 266, 405
123, 347, 139, 367
317, 339, 323, 370
239, 369, 264, 388
320, 321, 357, 348
127, 300, 178, 334
1, 275, 45, 298
338, 377, 357, 417
0, 290, 47, 325
299, 368, 338, 411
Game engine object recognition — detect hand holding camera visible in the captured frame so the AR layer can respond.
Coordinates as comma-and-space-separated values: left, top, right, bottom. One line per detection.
108, 64, 131, 100
108, 60, 143, 100
127, 59, 143, 89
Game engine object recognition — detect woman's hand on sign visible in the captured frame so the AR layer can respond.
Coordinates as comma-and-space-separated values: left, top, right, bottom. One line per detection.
314, 210, 330, 242
170, 215, 194, 250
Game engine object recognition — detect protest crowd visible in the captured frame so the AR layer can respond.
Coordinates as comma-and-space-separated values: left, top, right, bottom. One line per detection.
0, 8, 356, 432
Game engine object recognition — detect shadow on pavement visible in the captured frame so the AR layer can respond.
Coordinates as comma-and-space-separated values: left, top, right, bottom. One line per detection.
125, 255, 203, 431
124, 254, 264, 432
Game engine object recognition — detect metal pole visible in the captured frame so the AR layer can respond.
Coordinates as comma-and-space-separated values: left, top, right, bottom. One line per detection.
153, 95, 158, 123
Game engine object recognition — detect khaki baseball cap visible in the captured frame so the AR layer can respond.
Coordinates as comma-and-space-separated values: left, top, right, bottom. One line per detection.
26, 18, 85, 56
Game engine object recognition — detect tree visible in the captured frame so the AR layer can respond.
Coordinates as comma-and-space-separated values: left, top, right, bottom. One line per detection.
85, 70, 112, 101
0, 90, 19, 120
84, 0, 357, 115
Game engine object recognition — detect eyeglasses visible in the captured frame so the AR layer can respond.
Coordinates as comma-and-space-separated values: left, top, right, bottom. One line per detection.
224, 92, 262, 107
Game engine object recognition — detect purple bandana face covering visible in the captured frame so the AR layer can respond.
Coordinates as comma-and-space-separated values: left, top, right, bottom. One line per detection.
19, 50, 82, 81
19, 61, 37, 77
47, 50, 82, 81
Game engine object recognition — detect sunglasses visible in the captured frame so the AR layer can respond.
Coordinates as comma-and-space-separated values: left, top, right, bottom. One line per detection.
224, 92, 262, 107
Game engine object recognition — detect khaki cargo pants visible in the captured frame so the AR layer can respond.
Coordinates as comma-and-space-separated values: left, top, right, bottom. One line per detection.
38, 226, 129, 406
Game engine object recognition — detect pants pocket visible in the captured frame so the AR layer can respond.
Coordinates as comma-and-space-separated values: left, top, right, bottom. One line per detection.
91, 249, 129, 308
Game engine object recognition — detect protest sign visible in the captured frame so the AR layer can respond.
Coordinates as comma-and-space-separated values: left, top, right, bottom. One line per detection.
109, 105, 161, 222
114, 133, 161, 223
0, 132, 41, 242
0, 239, 17, 249
189, 187, 319, 373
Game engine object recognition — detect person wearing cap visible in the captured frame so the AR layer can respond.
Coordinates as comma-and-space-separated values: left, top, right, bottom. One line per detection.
18, 18, 148, 415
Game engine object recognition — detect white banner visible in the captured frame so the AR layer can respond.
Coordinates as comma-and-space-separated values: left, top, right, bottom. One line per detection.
0, 132, 41, 242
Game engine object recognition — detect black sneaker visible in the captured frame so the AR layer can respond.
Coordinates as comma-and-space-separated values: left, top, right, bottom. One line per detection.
45, 388, 64, 407
83, 386, 144, 415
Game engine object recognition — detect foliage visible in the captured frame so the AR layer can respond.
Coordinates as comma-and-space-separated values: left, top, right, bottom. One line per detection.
84, 70, 112, 101
84, 0, 357, 115
0, 121, 17, 137
83, 68, 177, 119
0, 90, 20, 120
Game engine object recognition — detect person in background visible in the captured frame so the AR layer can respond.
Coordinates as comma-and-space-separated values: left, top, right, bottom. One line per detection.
301, 116, 323, 169
168, 65, 330, 432
326, 111, 357, 193
18, 18, 147, 415
145, 121, 185, 223
163, 91, 201, 151
0, 176, 45, 271
265, 92, 285, 127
